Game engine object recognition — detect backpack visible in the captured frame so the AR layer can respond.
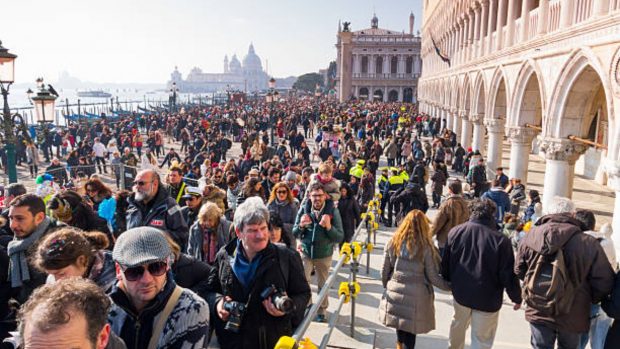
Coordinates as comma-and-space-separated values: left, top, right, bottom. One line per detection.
522, 233, 577, 317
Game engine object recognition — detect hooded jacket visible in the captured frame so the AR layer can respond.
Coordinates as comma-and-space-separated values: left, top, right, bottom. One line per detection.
515, 213, 615, 332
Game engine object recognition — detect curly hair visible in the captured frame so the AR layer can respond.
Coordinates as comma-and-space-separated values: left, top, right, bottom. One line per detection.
34, 227, 109, 272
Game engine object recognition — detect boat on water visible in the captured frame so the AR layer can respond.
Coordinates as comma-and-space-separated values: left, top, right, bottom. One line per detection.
77, 90, 112, 98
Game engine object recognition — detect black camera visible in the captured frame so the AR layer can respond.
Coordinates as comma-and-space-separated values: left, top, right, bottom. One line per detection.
261, 284, 295, 314
223, 300, 246, 333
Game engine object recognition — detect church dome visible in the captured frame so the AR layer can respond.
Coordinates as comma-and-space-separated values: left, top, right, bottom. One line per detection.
242, 43, 263, 72
229, 54, 242, 74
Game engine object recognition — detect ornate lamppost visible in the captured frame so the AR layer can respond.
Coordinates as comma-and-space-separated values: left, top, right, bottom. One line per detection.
31, 78, 58, 150
0, 40, 18, 183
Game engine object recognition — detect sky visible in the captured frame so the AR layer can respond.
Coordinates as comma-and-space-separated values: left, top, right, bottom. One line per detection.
2, 0, 422, 85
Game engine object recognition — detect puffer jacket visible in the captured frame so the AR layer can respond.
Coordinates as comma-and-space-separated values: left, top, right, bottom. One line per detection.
515, 213, 615, 333
431, 195, 470, 248
380, 243, 450, 334
292, 201, 344, 260
481, 187, 510, 223
126, 185, 188, 250
186, 217, 233, 263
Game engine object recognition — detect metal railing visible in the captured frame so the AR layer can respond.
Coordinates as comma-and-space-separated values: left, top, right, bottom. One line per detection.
274, 194, 381, 349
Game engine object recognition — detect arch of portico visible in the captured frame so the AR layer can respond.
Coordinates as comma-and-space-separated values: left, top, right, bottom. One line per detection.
507, 61, 545, 183
485, 67, 510, 174
542, 48, 616, 211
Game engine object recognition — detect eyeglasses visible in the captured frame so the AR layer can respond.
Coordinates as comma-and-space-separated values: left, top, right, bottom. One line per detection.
133, 180, 152, 187
122, 261, 168, 281
276, 190, 288, 194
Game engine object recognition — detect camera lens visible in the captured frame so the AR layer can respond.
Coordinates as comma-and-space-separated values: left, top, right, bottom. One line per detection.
273, 295, 295, 314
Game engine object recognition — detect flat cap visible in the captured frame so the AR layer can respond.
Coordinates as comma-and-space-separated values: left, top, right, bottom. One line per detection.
112, 227, 171, 268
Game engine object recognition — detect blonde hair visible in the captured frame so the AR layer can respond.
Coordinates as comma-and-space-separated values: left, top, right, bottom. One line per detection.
388, 210, 437, 262
318, 163, 333, 175
198, 201, 223, 225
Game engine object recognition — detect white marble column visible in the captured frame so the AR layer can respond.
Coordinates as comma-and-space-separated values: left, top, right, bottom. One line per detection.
604, 160, 620, 258
496, 0, 506, 49
505, 0, 517, 47
479, 1, 489, 57
452, 111, 462, 141
593, 0, 610, 16
460, 113, 473, 150
473, 4, 482, 59
539, 138, 587, 211
538, 0, 550, 35
445, 109, 453, 130
467, 11, 475, 61
560, 0, 575, 28
506, 126, 538, 183
471, 114, 486, 153
484, 118, 505, 173
520, 0, 531, 42
487, 0, 496, 55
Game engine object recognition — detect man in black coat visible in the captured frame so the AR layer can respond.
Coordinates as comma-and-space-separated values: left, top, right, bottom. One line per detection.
441, 198, 522, 349
390, 181, 429, 223
207, 197, 310, 349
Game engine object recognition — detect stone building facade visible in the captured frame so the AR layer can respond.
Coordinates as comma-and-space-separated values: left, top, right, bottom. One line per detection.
168, 43, 269, 93
335, 14, 423, 103
418, 0, 620, 243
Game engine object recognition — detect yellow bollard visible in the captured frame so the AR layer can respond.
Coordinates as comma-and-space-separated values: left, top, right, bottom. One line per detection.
274, 336, 297, 349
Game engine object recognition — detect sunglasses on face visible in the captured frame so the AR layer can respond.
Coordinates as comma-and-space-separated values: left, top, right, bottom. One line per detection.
133, 181, 151, 187
122, 261, 168, 281
276, 190, 288, 194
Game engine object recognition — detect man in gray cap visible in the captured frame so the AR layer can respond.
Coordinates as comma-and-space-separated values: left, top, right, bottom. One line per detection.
109, 227, 209, 349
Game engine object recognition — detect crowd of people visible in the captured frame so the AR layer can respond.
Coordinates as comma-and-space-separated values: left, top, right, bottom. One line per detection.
0, 96, 618, 349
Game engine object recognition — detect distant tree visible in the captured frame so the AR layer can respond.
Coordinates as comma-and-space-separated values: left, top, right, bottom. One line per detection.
292, 73, 324, 93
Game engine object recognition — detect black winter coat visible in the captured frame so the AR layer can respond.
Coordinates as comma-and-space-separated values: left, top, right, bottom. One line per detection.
603, 272, 620, 349
441, 217, 522, 312
206, 241, 311, 349
390, 182, 429, 215
173, 253, 213, 301
338, 196, 361, 243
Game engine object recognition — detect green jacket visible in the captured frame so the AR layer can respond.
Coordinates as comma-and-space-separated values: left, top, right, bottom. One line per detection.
292, 202, 344, 260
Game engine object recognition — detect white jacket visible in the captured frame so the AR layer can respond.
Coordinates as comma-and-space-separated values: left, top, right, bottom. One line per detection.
585, 223, 617, 271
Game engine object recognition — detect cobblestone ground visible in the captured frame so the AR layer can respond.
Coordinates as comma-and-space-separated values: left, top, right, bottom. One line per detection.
3, 129, 612, 349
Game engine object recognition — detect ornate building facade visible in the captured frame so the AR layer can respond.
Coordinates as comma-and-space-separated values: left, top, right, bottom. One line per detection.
335, 14, 423, 103
418, 0, 620, 240
168, 43, 269, 92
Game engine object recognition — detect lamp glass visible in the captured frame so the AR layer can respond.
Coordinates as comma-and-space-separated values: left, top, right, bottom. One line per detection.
34, 98, 56, 123
0, 57, 15, 83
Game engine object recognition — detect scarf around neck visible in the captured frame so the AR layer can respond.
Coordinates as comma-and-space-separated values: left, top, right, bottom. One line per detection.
7, 217, 51, 287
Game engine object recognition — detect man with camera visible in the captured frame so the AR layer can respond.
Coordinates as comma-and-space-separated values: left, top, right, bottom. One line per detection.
206, 197, 310, 349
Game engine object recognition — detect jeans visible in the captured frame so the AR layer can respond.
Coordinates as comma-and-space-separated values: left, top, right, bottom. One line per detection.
530, 322, 581, 349
579, 304, 612, 349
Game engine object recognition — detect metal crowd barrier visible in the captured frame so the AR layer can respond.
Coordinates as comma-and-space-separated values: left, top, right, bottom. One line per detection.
275, 194, 382, 349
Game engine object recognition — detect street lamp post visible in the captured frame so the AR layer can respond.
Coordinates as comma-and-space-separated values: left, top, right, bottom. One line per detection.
169, 82, 178, 112
0, 40, 18, 183
31, 78, 58, 156
267, 78, 277, 146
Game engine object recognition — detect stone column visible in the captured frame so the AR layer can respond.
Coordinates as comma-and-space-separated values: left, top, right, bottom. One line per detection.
467, 11, 475, 61
538, 138, 587, 211
505, 0, 517, 47
383, 55, 389, 77
458, 20, 465, 64
445, 109, 453, 130
471, 114, 486, 153
521, 0, 531, 42
538, 0, 550, 35
484, 118, 505, 174
506, 126, 538, 183
479, 1, 489, 57
487, 0, 496, 55
560, 0, 575, 29
460, 113, 473, 150
496, 0, 506, 49
452, 111, 462, 142
603, 160, 620, 257
593, 0, 610, 17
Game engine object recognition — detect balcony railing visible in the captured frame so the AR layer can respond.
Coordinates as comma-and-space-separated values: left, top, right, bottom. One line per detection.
549, 0, 562, 32
352, 73, 418, 80
528, 8, 539, 40
574, 0, 593, 24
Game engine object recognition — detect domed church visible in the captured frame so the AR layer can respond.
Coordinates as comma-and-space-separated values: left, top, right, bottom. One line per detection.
168, 43, 270, 93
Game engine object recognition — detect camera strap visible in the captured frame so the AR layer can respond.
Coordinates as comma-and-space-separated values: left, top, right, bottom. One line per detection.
148, 286, 183, 349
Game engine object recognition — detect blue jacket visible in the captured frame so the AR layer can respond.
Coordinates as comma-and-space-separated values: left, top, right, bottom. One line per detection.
481, 187, 511, 223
